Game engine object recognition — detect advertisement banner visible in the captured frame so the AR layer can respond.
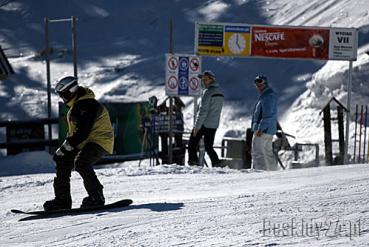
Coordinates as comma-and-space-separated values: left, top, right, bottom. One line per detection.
165, 53, 201, 97
251, 26, 329, 60
196, 22, 251, 57
224, 25, 251, 56
195, 22, 358, 61
196, 23, 224, 56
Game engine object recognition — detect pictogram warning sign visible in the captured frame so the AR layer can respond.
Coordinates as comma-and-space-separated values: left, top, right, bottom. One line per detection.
165, 54, 201, 97
168, 56, 178, 70
167, 76, 178, 89
190, 57, 200, 72
189, 77, 200, 91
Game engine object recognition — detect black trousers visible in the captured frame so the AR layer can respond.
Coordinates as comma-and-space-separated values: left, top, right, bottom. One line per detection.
188, 126, 220, 165
54, 142, 107, 199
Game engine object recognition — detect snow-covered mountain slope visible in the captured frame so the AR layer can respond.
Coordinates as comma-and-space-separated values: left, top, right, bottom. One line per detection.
1, 0, 368, 149
1, 2, 369, 246
280, 48, 369, 153
1, 163, 369, 246
261, 0, 369, 28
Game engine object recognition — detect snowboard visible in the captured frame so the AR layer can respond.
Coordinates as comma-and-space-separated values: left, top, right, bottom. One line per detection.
11, 199, 133, 216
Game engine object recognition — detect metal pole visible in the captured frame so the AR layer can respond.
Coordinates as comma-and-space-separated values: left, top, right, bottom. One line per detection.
344, 61, 353, 164
367, 115, 369, 163
193, 21, 199, 142
45, 17, 52, 152
168, 19, 174, 164
151, 113, 154, 167
358, 105, 363, 163
353, 104, 358, 161
71, 16, 78, 78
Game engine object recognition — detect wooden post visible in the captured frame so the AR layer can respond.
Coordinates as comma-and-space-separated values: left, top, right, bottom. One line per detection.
344, 61, 353, 164
315, 144, 320, 166
337, 106, 345, 164
293, 145, 299, 162
353, 104, 358, 162
323, 105, 332, 165
358, 105, 364, 162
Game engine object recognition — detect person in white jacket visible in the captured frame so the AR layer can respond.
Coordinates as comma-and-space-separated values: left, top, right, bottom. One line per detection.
188, 70, 224, 166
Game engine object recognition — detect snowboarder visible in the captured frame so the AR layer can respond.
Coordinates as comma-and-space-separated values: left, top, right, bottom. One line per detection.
44, 76, 114, 210
188, 70, 224, 166
251, 75, 278, 170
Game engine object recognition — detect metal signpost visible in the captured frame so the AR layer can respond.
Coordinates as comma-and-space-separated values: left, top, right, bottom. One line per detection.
165, 53, 202, 163
195, 22, 358, 164
44, 16, 78, 150
168, 20, 174, 164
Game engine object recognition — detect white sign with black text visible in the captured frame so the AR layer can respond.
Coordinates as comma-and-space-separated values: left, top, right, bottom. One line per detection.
329, 28, 358, 61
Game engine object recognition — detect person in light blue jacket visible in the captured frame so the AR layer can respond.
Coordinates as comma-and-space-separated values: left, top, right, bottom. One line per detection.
251, 75, 278, 170
188, 70, 224, 166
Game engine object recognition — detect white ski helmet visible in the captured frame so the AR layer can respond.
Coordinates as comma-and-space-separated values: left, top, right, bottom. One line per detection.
55, 76, 79, 102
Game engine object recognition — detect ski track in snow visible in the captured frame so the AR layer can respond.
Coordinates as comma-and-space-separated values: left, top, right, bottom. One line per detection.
1, 164, 369, 246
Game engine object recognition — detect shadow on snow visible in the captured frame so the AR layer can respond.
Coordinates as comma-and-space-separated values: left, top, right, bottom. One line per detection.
16, 202, 185, 221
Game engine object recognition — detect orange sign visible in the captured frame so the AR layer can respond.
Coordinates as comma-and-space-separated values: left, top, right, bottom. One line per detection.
251, 26, 330, 60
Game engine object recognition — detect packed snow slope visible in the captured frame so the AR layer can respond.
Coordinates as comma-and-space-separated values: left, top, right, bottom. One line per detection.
1, 0, 368, 152
1, 2, 369, 246
1, 163, 369, 246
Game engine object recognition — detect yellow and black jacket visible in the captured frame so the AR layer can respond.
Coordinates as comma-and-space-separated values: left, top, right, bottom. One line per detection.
66, 87, 114, 154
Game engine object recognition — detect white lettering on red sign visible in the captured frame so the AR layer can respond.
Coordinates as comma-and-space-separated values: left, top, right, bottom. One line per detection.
254, 32, 285, 42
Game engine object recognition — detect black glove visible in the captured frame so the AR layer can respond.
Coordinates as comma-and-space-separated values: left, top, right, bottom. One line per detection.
53, 140, 74, 162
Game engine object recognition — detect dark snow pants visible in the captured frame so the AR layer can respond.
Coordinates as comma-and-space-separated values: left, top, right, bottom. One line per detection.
188, 126, 220, 166
54, 142, 107, 200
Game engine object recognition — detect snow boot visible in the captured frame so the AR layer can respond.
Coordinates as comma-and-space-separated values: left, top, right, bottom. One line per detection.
43, 177, 72, 211
188, 160, 199, 166
43, 196, 72, 211
80, 189, 105, 208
